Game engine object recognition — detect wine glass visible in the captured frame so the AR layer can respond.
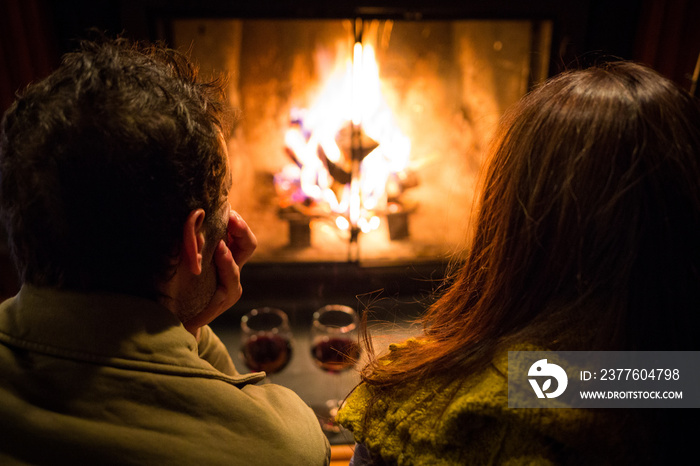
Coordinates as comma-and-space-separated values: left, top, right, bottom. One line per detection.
310, 304, 361, 432
240, 307, 293, 377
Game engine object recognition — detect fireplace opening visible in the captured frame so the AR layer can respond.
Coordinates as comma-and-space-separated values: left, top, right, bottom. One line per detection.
162, 15, 554, 436
170, 17, 551, 264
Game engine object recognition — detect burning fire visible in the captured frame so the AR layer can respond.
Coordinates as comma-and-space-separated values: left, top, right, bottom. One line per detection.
274, 39, 416, 241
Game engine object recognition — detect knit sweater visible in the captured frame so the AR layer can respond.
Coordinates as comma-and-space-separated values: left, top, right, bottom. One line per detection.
337, 339, 642, 465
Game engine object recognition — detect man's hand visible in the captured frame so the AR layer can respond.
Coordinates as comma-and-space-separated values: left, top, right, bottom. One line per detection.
183, 210, 257, 336
227, 210, 257, 268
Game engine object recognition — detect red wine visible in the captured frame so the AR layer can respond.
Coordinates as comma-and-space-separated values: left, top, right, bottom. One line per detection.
241, 334, 292, 374
311, 337, 360, 373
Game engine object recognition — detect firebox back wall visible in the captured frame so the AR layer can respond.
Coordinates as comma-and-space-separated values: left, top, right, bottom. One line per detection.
172, 18, 550, 263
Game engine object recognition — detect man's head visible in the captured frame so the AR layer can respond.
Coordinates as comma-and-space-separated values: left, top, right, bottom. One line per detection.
0, 38, 231, 299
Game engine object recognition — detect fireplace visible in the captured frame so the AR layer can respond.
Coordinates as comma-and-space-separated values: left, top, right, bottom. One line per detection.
168, 16, 551, 265
125, 6, 567, 442
113, 2, 584, 322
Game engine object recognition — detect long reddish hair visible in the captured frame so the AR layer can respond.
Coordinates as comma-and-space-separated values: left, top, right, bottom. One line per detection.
361, 61, 700, 388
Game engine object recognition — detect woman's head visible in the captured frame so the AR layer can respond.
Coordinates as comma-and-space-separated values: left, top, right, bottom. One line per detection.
363, 61, 700, 386
462, 61, 700, 348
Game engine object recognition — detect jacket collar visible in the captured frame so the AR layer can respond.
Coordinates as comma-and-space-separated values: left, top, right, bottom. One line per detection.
1, 285, 212, 370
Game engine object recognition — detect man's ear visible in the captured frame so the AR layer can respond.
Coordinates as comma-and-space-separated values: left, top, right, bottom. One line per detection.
182, 209, 206, 275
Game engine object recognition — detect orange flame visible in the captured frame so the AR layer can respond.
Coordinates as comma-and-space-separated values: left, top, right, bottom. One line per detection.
279, 40, 411, 234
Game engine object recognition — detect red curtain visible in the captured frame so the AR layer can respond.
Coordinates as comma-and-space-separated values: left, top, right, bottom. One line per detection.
0, 0, 57, 114
635, 0, 700, 93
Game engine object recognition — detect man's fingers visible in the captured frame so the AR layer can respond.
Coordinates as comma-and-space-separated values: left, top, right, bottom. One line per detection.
183, 240, 241, 333
213, 239, 242, 306
183, 211, 253, 337
227, 211, 257, 267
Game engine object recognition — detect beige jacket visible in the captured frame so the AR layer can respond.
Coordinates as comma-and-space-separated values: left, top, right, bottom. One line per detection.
0, 285, 330, 465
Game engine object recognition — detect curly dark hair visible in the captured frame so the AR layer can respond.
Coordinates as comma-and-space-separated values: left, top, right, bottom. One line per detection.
0, 38, 231, 298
